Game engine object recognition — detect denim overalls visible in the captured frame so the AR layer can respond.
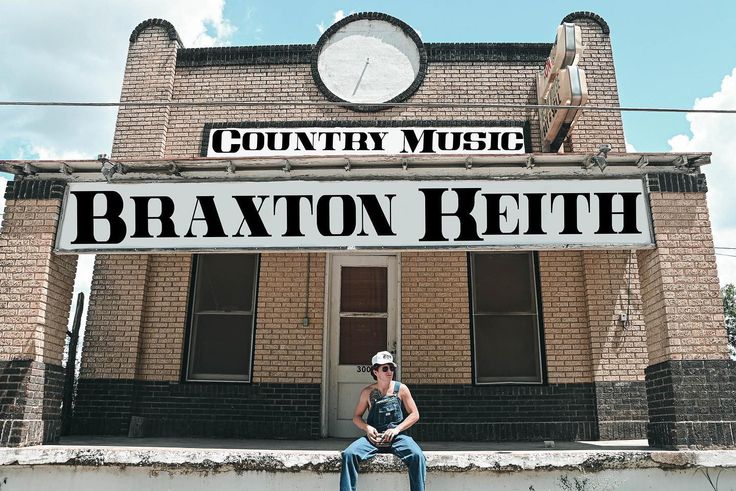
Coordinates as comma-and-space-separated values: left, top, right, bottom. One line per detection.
366, 381, 404, 433
340, 381, 426, 491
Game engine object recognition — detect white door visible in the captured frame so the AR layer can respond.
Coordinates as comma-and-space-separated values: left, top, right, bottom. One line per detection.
328, 254, 398, 438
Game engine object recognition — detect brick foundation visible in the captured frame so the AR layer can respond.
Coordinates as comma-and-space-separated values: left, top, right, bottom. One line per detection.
645, 360, 736, 448
0, 361, 65, 446
72, 379, 321, 439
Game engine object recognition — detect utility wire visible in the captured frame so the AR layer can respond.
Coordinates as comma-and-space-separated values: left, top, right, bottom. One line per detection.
0, 99, 735, 114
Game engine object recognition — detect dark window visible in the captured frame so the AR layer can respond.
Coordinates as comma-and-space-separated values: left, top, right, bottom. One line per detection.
186, 254, 259, 382
470, 252, 542, 384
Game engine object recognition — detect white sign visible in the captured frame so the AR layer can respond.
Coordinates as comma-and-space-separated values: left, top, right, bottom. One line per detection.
205, 127, 526, 157
56, 179, 653, 253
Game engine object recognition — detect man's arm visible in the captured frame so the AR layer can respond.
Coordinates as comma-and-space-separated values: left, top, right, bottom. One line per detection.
352, 387, 380, 443
395, 384, 420, 432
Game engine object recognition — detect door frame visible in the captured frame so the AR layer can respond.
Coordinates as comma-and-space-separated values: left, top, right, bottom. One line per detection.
320, 252, 402, 437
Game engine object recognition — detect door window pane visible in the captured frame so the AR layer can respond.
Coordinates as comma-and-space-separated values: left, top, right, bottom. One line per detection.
341, 267, 387, 313
186, 254, 259, 381
339, 317, 387, 365
470, 252, 542, 384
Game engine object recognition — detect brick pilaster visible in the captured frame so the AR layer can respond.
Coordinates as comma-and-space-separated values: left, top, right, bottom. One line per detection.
638, 188, 733, 447
0, 181, 77, 446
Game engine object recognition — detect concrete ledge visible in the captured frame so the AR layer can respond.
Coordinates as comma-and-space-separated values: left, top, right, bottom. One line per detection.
2, 445, 736, 473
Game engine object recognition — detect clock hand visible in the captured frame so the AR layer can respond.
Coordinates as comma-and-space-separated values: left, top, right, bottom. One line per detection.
351, 58, 370, 96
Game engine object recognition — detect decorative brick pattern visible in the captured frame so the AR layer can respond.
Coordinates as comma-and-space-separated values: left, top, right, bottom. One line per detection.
80, 255, 149, 379
400, 252, 471, 385
3, 179, 65, 200
252, 253, 325, 384
177, 43, 550, 68
637, 193, 728, 365
538, 251, 593, 383
646, 360, 736, 448
138, 254, 191, 382
647, 173, 708, 193
408, 383, 597, 441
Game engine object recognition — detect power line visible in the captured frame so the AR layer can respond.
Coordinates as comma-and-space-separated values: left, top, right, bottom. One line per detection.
0, 99, 735, 114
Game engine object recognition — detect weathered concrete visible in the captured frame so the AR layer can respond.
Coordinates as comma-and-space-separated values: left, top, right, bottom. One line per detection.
2, 442, 736, 490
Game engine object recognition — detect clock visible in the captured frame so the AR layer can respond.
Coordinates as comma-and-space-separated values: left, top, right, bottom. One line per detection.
312, 12, 427, 111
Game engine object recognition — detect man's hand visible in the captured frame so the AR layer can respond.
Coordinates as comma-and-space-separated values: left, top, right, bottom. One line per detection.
382, 427, 400, 442
366, 425, 380, 444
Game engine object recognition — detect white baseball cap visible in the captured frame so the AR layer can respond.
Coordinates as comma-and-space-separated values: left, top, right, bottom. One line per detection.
371, 351, 397, 367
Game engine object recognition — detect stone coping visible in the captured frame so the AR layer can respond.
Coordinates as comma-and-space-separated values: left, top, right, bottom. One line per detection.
2, 444, 736, 473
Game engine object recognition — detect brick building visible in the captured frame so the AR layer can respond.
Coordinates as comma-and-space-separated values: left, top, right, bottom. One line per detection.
1, 11, 734, 449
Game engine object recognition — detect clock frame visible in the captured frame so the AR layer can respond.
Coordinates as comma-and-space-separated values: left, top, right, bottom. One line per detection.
311, 12, 428, 112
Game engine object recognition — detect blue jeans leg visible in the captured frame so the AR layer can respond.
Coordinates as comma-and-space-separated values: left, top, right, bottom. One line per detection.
391, 435, 426, 491
340, 437, 378, 491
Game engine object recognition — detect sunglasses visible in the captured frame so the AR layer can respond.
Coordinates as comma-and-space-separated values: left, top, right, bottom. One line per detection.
379, 365, 395, 373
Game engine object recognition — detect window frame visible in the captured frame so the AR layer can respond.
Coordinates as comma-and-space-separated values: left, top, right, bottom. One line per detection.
468, 251, 545, 385
183, 253, 260, 383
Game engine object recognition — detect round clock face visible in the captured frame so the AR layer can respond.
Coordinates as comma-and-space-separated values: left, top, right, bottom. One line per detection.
312, 13, 426, 110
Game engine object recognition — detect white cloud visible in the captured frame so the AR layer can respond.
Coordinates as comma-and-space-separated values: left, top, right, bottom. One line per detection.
317, 9, 347, 34
668, 67, 736, 286
0, 0, 236, 161
625, 141, 637, 153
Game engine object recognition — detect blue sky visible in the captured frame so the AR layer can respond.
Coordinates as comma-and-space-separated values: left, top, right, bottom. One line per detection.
1, 0, 735, 285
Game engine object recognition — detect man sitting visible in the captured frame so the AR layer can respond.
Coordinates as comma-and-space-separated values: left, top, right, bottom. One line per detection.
340, 351, 426, 491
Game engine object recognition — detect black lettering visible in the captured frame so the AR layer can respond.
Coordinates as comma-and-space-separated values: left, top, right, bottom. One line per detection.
357, 194, 396, 236
316, 195, 356, 236
211, 129, 240, 153
241, 132, 265, 151
369, 132, 388, 151
401, 129, 435, 154
595, 192, 641, 234
462, 132, 486, 151
318, 132, 340, 151
273, 195, 314, 237
295, 132, 317, 151
525, 193, 546, 234
233, 196, 271, 237
436, 131, 462, 151
343, 132, 368, 151
487, 131, 500, 151
551, 193, 591, 235
419, 188, 482, 242
184, 196, 226, 238
130, 196, 177, 238
266, 132, 291, 151
482, 194, 520, 235
501, 131, 524, 151
70, 191, 126, 244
